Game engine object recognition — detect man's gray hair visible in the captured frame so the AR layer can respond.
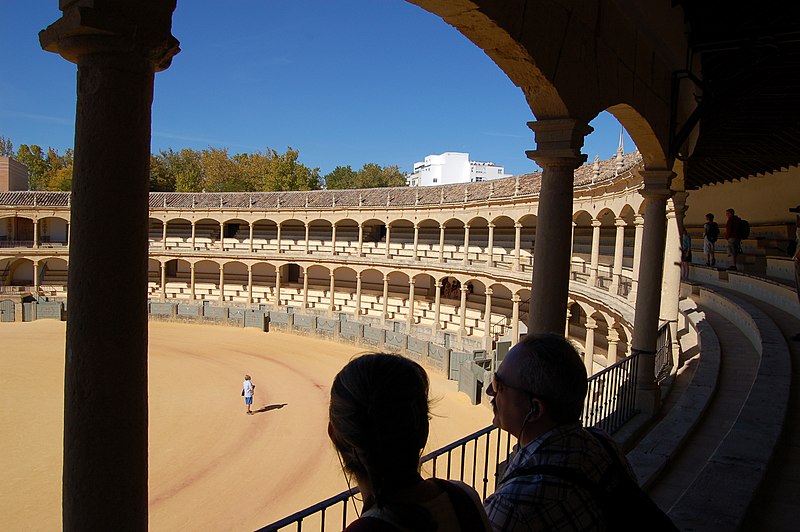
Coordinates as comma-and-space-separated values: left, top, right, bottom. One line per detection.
515, 333, 588, 424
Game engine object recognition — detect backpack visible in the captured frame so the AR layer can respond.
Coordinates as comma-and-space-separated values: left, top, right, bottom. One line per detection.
502, 430, 678, 531
706, 222, 720, 242
739, 219, 751, 239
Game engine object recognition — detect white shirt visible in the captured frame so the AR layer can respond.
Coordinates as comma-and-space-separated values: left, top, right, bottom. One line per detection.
243, 379, 254, 398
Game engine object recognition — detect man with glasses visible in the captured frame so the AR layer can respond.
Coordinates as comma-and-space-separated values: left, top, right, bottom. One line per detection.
483, 333, 636, 531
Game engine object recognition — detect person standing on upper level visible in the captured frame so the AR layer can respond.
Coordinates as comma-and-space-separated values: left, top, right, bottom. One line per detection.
725, 208, 742, 271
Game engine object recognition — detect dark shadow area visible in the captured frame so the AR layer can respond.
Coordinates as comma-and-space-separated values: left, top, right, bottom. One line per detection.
254, 403, 287, 414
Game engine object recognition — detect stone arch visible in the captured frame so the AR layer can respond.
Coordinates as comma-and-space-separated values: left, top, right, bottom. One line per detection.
517, 214, 538, 273
305, 264, 332, 310
164, 218, 192, 250
193, 218, 221, 251
3, 257, 33, 286
606, 103, 669, 171
38, 216, 69, 245
307, 218, 333, 254
416, 218, 441, 261
252, 219, 279, 253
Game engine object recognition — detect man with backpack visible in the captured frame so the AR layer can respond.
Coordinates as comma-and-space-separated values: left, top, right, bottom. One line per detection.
725, 208, 743, 271
703, 213, 720, 267
484, 334, 676, 531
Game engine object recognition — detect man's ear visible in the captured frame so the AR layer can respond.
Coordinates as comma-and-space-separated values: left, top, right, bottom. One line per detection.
529, 397, 545, 419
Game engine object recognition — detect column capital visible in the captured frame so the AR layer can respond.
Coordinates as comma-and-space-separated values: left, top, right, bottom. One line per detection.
413, 222, 419, 229
585, 316, 598, 329
637, 169, 675, 200
525, 118, 593, 169
514, 221, 522, 229
591, 219, 602, 228
634, 214, 645, 226
615, 217, 627, 227
607, 328, 621, 342
435, 280, 442, 288
409, 278, 416, 286
461, 286, 469, 294
39, 2, 180, 72
485, 288, 493, 296
464, 224, 470, 230
355, 272, 361, 280
488, 222, 495, 229
511, 293, 521, 303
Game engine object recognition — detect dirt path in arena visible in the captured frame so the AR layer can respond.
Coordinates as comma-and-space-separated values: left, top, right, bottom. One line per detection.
0, 320, 492, 531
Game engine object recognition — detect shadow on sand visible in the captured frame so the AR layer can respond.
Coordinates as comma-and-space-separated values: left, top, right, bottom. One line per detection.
253, 403, 287, 414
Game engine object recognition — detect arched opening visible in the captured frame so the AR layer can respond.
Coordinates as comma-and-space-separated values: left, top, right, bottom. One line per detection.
252, 219, 279, 253
517, 214, 538, 273
442, 218, 465, 264
194, 218, 221, 251
305, 264, 331, 310
221, 261, 248, 303
251, 262, 276, 303
490, 215, 515, 270
332, 266, 357, 314
466, 216, 489, 266
39, 217, 69, 247
165, 218, 192, 251
193, 259, 220, 301
38, 257, 69, 296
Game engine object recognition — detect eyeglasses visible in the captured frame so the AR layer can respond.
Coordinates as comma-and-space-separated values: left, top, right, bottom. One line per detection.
488, 372, 530, 395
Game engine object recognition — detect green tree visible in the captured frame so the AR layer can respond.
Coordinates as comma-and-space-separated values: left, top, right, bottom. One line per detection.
201, 147, 248, 192
15, 144, 48, 190
324, 165, 358, 189
0, 136, 13, 157
354, 163, 407, 189
259, 147, 321, 191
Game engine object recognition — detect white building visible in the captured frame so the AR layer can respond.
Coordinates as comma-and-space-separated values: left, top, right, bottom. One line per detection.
407, 152, 509, 186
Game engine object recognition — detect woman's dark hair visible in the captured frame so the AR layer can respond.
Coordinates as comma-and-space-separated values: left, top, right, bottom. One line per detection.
329, 353, 431, 518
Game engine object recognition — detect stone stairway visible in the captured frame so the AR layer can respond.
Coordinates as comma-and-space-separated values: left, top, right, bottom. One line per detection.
626, 279, 799, 530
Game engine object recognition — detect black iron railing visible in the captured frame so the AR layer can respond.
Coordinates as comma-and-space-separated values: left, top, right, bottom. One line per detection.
654, 322, 674, 384
258, 350, 642, 532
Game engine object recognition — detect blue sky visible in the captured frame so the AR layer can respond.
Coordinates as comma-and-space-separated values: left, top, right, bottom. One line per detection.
1, 0, 633, 177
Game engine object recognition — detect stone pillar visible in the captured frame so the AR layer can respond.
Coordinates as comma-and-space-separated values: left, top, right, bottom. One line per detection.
33, 259, 40, 293
248, 222, 253, 253
433, 280, 442, 331
40, 2, 179, 527
33, 219, 39, 248
385, 223, 391, 258
660, 192, 687, 371
276, 223, 282, 254
160, 262, 166, 299
331, 223, 337, 255
219, 221, 224, 251
459, 285, 468, 335
190, 220, 196, 251
610, 218, 627, 294
513, 222, 522, 271
631, 170, 674, 415
190, 263, 196, 300
583, 316, 597, 376
218, 266, 224, 302
526, 118, 592, 334
381, 276, 389, 324
412, 223, 420, 261
275, 265, 282, 307
565, 308, 571, 337
247, 264, 253, 304
161, 220, 167, 251
328, 274, 335, 311
304, 222, 310, 255
629, 215, 645, 303
486, 223, 495, 267
302, 269, 309, 309
438, 223, 446, 263
483, 288, 493, 349
588, 219, 602, 286
511, 294, 520, 345
462, 224, 471, 265
407, 279, 416, 324
66, 221, 70, 246
607, 328, 620, 366
357, 223, 364, 257
355, 272, 362, 317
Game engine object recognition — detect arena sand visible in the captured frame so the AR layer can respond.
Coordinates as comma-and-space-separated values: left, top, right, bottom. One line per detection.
0, 320, 493, 531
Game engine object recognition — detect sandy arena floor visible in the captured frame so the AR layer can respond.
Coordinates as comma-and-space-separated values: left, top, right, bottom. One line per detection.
0, 320, 492, 531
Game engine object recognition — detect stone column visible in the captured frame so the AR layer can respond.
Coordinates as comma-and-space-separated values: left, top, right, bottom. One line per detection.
33, 259, 40, 293
407, 278, 416, 324
381, 276, 389, 324
629, 215, 645, 303
247, 264, 253, 304
660, 192, 686, 371
631, 170, 674, 415
412, 223, 420, 261
32, 219, 39, 248
513, 222, 522, 271
218, 266, 224, 302
438, 223, 446, 263
385, 223, 391, 258
483, 288, 493, 349
583, 316, 597, 376
66, 221, 70, 247
511, 294, 520, 345
459, 285, 468, 336
219, 221, 224, 251
565, 308, 571, 337
587, 219, 602, 286
357, 223, 364, 257
570, 221, 576, 272
161, 220, 167, 250
160, 262, 167, 299
526, 118, 592, 334
433, 280, 442, 331
302, 269, 309, 309
304, 222, 310, 255
275, 265, 282, 307
40, 3, 179, 526
248, 222, 253, 253
331, 223, 337, 255
190, 263, 196, 300
355, 272, 362, 317
486, 223, 495, 267
607, 328, 620, 366
276, 223, 282, 254
190, 220, 196, 251
610, 218, 627, 294
328, 274, 336, 311
462, 224, 471, 265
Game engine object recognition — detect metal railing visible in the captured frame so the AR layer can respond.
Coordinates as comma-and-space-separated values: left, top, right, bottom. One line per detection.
258, 350, 641, 532
654, 322, 673, 384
